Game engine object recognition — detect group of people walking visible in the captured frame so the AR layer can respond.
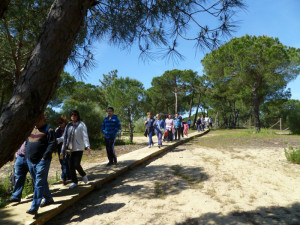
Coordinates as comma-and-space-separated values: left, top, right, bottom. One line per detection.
144, 112, 192, 148
195, 115, 213, 132
7, 107, 210, 215
7, 107, 121, 215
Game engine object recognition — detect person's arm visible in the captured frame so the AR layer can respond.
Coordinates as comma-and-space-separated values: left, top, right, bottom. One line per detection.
43, 129, 56, 160
115, 117, 121, 134
101, 119, 107, 135
162, 120, 166, 130
82, 122, 90, 149
56, 135, 64, 144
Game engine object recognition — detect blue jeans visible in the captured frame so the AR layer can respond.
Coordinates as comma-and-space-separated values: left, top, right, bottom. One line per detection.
156, 131, 162, 146
59, 153, 70, 181
11, 155, 29, 200
197, 125, 201, 132
27, 159, 53, 211
175, 128, 181, 140
148, 129, 154, 146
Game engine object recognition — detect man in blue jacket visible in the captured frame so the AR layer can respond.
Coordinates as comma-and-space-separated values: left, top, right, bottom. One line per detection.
174, 113, 182, 141
101, 107, 121, 166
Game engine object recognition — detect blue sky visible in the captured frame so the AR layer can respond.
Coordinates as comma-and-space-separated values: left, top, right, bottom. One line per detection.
65, 0, 300, 100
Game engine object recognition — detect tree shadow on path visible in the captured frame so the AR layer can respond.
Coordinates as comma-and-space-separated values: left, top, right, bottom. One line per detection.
176, 203, 300, 225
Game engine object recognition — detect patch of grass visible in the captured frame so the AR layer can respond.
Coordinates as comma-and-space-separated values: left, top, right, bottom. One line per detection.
170, 165, 202, 186
284, 146, 300, 164
0, 175, 11, 208
195, 129, 300, 150
22, 176, 34, 198
153, 182, 165, 198
115, 139, 135, 146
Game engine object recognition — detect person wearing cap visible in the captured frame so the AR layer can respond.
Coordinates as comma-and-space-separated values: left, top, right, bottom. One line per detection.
25, 115, 56, 215
6, 141, 29, 203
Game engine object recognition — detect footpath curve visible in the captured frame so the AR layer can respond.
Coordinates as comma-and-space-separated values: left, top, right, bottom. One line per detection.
0, 129, 209, 225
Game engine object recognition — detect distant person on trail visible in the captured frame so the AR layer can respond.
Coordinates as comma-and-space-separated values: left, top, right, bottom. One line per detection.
187, 118, 192, 129
154, 114, 165, 148
55, 115, 70, 185
174, 113, 182, 141
181, 119, 186, 138
25, 115, 56, 215
183, 122, 189, 137
60, 110, 91, 189
165, 113, 174, 142
7, 142, 29, 203
196, 117, 201, 132
144, 112, 155, 148
209, 117, 213, 128
101, 107, 121, 166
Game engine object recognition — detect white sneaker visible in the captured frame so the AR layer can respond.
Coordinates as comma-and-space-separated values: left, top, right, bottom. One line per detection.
83, 175, 88, 184
148, 145, 151, 148
69, 183, 77, 189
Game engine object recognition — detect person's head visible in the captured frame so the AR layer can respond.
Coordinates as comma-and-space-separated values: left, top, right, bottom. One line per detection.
70, 110, 80, 122
189, 118, 191, 120
147, 112, 152, 118
57, 115, 68, 128
107, 107, 114, 117
36, 115, 46, 128
197, 116, 200, 120
175, 113, 179, 117
156, 114, 161, 120
168, 113, 172, 118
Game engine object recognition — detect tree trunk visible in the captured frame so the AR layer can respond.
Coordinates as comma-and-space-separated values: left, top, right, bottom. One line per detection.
193, 93, 201, 128
0, 0, 95, 168
252, 90, 261, 133
128, 107, 133, 143
0, 0, 10, 19
174, 87, 178, 114
188, 93, 194, 118
0, 88, 4, 112
215, 112, 218, 128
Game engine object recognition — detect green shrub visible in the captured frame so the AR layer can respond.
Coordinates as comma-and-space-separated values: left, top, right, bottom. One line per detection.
0, 179, 10, 208
133, 117, 146, 133
62, 100, 106, 139
284, 146, 300, 164
286, 102, 300, 134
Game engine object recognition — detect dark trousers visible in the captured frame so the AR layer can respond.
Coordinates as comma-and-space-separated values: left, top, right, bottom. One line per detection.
105, 138, 117, 163
167, 130, 173, 142
69, 151, 86, 184
175, 128, 181, 140
58, 153, 70, 181
181, 127, 184, 137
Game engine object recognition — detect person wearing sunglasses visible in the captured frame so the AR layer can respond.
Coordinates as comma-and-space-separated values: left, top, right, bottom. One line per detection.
60, 110, 91, 189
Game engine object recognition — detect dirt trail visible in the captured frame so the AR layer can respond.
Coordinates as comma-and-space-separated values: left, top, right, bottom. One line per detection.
45, 132, 300, 224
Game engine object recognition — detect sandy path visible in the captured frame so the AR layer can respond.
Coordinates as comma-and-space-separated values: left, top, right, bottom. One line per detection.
46, 133, 300, 225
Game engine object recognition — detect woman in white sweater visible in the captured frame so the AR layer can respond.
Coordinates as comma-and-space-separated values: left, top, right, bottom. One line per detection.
59, 110, 91, 189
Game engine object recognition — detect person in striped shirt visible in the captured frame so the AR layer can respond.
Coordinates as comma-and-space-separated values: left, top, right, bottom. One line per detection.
101, 107, 121, 166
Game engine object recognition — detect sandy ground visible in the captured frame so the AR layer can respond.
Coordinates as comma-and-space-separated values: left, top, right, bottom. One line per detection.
46, 132, 300, 225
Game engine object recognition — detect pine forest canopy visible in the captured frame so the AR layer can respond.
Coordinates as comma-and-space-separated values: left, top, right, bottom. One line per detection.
202, 35, 300, 132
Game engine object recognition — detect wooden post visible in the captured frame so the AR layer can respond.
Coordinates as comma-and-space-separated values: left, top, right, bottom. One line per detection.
280, 118, 282, 131
249, 115, 251, 128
